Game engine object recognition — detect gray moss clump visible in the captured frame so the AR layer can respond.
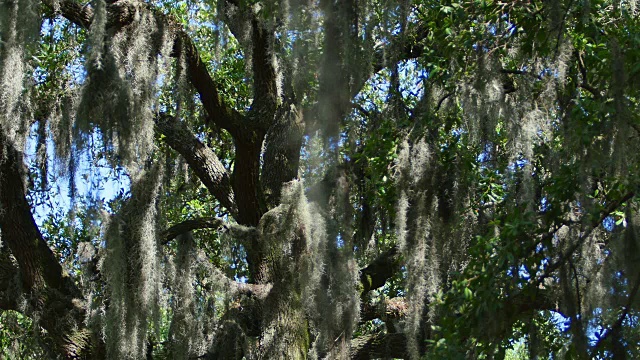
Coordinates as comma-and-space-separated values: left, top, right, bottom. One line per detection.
395, 137, 477, 359
76, 0, 174, 168
99, 165, 162, 359
167, 232, 194, 359
254, 180, 359, 359
0, 0, 40, 147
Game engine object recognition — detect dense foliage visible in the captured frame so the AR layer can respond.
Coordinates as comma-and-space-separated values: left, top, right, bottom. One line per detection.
0, 0, 639, 359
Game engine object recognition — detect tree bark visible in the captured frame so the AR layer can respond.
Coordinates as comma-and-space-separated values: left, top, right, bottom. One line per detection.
0, 131, 101, 359
350, 333, 408, 360
155, 114, 238, 217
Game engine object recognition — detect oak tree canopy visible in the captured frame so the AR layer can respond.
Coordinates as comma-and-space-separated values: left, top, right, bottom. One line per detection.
0, 0, 639, 359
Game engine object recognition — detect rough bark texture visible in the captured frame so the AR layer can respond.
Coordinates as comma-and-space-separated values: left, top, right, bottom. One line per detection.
0, 130, 100, 359
156, 115, 237, 216
350, 333, 408, 360
262, 104, 305, 207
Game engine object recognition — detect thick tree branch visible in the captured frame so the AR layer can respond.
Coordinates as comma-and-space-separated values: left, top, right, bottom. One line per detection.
176, 32, 245, 136
240, 3, 302, 208
160, 217, 225, 245
232, 137, 266, 226
0, 138, 73, 292
218, 0, 280, 128
360, 246, 401, 298
261, 104, 304, 207
156, 115, 238, 217
0, 130, 98, 359
45, 0, 93, 27
47, 0, 252, 221
350, 332, 408, 360
196, 256, 271, 299
161, 217, 258, 248
249, 18, 279, 120
47, 0, 274, 283
215, 0, 282, 225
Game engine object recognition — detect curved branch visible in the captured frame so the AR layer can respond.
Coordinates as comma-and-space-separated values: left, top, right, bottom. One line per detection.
579, 83, 602, 99
45, 0, 93, 27
360, 246, 401, 298
435, 92, 454, 112
162, 216, 259, 247
0, 130, 97, 358
156, 114, 237, 217
175, 31, 245, 135
576, 50, 602, 99
195, 248, 271, 299
0, 134, 78, 294
160, 217, 225, 245
219, 0, 279, 122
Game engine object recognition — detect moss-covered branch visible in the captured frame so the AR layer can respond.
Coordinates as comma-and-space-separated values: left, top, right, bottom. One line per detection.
43, 0, 245, 136
350, 332, 408, 360
160, 217, 226, 245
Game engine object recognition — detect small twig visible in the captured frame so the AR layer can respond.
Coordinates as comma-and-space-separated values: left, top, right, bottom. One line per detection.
577, 51, 589, 81
593, 273, 640, 353
326, 330, 346, 353
536, 192, 635, 284
568, 258, 582, 318
499, 68, 543, 81
579, 83, 602, 99
435, 92, 454, 112
354, 104, 371, 118
576, 51, 602, 99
